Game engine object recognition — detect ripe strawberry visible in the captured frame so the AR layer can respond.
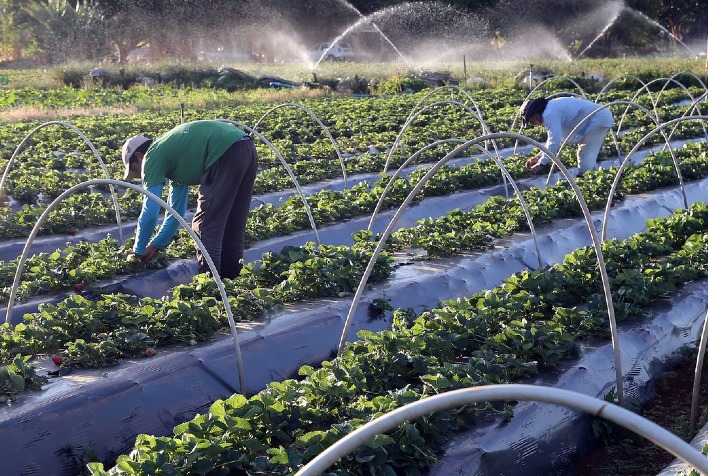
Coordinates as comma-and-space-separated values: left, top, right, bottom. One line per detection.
145, 347, 156, 357
74, 283, 85, 293
51, 356, 64, 366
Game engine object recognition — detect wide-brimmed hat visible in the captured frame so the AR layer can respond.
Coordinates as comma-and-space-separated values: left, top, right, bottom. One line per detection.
519, 97, 548, 125
121, 134, 151, 181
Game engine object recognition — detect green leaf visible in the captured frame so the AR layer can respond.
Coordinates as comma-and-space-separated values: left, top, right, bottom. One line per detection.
268, 446, 289, 465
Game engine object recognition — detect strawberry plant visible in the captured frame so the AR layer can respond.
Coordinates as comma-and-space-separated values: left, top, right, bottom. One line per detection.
84, 201, 708, 474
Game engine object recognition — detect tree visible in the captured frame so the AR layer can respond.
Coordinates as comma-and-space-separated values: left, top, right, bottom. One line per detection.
0, 0, 40, 62
21, 0, 110, 63
625, 0, 707, 40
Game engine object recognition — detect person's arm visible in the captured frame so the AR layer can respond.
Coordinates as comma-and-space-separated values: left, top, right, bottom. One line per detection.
539, 114, 563, 165
133, 183, 164, 255
150, 183, 189, 249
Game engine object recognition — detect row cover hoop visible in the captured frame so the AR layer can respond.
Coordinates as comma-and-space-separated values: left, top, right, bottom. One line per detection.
400, 85, 495, 155
217, 119, 321, 245
295, 384, 708, 476
0, 121, 124, 243
367, 137, 543, 269
595, 73, 649, 101
368, 137, 466, 230
692, 308, 708, 434
601, 115, 708, 242
5, 80, 707, 417
337, 131, 626, 406
382, 93, 500, 175
251, 102, 349, 188
596, 73, 708, 147
381, 99, 494, 175
668, 90, 708, 145
2, 178, 248, 394
616, 77, 703, 138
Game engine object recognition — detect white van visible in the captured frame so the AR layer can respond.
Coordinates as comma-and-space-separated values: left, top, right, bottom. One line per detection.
308, 42, 355, 61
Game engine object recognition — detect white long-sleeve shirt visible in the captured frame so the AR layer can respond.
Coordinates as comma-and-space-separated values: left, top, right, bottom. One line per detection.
539, 97, 614, 162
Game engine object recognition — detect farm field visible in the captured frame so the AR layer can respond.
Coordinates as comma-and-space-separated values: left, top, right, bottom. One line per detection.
1, 59, 708, 475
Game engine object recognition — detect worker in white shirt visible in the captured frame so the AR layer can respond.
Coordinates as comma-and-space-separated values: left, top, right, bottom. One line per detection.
520, 96, 614, 175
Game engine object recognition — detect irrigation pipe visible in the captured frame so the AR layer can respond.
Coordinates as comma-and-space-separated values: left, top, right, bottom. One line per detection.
3, 178, 247, 395
251, 102, 349, 188
0, 120, 124, 243
367, 138, 543, 268
217, 119, 321, 245
337, 132, 626, 406
600, 115, 708, 242
692, 308, 708, 434
294, 384, 708, 476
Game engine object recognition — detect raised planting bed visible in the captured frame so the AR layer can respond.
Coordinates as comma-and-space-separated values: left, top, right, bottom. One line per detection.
427, 280, 708, 475
2, 172, 708, 474
0, 123, 705, 474
2, 135, 696, 319
81, 199, 708, 475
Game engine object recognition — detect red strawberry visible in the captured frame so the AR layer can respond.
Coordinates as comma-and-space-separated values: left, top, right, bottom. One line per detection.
145, 347, 156, 357
51, 356, 64, 366
74, 283, 85, 293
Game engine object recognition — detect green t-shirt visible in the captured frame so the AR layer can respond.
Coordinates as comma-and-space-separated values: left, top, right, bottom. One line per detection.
142, 120, 247, 188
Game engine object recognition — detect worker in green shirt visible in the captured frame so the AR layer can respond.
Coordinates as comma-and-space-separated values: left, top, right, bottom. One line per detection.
121, 120, 259, 279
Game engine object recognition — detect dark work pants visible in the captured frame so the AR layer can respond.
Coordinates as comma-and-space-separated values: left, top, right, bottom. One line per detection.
192, 138, 258, 279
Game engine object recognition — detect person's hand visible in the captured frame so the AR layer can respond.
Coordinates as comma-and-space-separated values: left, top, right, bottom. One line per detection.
525, 154, 550, 175
524, 155, 541, 169
529, 162, 550, 175
126, 251, 142, 266
140, 245, 160, 262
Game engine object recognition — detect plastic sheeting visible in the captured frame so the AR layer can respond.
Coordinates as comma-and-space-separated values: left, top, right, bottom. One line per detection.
1, 142, 706, 474
0, 169, 531, 323
0, 144, 531, 264
427, 283, 708, 476
2, 173, 707, 474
